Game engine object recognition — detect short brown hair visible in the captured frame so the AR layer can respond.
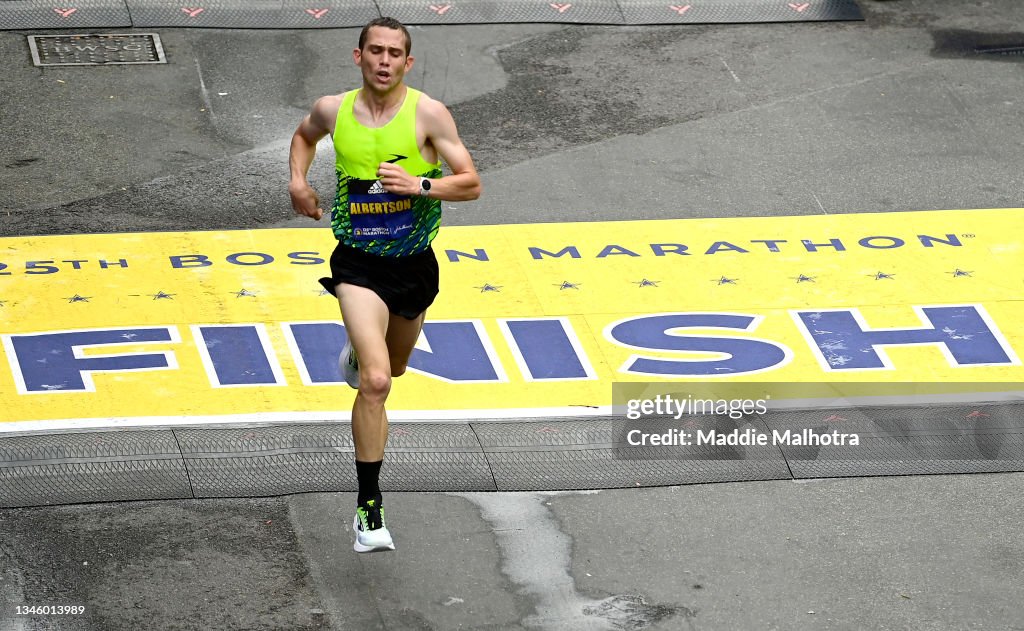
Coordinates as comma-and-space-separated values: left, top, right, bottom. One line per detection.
359, 17, 411, 55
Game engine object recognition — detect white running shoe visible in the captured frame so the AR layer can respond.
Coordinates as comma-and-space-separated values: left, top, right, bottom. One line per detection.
353, 499, 395, 553
339, 339, 359, 389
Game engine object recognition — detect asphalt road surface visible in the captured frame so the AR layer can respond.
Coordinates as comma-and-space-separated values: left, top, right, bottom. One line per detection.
1, 1, 1023, 629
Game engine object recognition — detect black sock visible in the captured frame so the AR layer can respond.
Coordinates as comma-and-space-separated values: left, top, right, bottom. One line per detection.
355, 459, 383, 506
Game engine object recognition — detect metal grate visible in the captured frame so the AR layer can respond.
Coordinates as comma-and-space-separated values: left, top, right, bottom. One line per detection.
3, 0, 863, 31
378, 0, 626, 25
2, 399, 1021, 507
27, 33, 167, 66
618, 0, 863, 25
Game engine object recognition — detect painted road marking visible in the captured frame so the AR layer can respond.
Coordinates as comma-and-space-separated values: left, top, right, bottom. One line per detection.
0, 208, 1022, 429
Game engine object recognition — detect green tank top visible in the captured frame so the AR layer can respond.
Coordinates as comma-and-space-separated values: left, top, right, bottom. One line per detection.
330, 87, 443, 257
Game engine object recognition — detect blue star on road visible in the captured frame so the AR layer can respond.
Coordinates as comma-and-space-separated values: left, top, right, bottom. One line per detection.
794, 274, 815, 283
66, 294, 91, 303
714, 276, 738, 285
634, 279, 659, 288
151, 291, 175, 300
475, 284, 502, 293
555, 281, 581, 290
950, 269, 972, 278
870, 272, 895, 280
234, 289, 257, 298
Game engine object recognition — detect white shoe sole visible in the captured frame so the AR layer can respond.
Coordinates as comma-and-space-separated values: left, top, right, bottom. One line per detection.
339, 340, 359, 390
352, 516, 395, 553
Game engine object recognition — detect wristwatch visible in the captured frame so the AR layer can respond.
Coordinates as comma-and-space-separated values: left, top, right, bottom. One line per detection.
418, 177, 432, 197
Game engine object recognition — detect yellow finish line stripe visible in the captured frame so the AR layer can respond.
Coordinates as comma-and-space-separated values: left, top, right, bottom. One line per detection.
0, 208, 1021, 428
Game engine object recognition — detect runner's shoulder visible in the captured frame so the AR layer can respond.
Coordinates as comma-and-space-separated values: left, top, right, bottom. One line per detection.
415, 92, 455, 130
310, 93, 345, 131
313, 93, 345, 115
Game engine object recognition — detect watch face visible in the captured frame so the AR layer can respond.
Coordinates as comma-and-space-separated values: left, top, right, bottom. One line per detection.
421, 178, 431, 190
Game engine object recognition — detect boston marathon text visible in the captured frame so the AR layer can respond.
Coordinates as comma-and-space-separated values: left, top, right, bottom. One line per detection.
0, 232, 966, 275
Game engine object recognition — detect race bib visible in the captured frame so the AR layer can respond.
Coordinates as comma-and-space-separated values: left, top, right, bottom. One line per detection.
348, 178, 415, 241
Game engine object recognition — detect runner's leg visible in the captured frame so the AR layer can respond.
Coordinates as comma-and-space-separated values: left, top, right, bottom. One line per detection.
336, 283, 391, 462
385, 311, 426, 377
336, 283, 397, 552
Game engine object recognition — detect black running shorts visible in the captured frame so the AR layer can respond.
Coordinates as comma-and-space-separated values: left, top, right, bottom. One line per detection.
318, 241, 440, 320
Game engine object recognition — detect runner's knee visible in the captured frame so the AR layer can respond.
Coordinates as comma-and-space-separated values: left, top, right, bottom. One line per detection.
358, 370, 392, 401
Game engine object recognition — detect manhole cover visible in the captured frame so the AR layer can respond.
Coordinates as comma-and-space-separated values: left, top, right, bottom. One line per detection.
27, 33, 167, 67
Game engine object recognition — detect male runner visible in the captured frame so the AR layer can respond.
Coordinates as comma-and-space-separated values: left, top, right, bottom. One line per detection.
288, 17, 481, 552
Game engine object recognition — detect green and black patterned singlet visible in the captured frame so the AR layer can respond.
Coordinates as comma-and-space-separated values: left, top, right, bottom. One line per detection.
330, 87, 443, 257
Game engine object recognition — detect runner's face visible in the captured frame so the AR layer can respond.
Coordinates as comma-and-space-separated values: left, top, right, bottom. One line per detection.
354, 27, 413, 93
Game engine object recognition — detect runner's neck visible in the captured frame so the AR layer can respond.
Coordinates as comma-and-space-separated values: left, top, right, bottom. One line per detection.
357, 84, 408, 124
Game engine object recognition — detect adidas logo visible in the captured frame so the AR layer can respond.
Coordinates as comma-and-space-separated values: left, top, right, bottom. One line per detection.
367, 180, 386, 195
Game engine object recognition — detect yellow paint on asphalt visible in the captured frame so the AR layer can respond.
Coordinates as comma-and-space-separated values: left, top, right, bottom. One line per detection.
0, 208, 1021, 427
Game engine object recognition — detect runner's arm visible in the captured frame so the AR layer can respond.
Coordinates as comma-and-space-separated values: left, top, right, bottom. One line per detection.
425, 100, 481, 201
377, 98, 481, 201
289, 97, 334, 220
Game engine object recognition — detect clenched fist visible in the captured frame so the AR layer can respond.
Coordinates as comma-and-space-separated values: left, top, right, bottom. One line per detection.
290, 181, 324, 220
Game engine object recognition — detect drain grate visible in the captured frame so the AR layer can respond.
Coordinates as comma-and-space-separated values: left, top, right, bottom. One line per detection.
27, 33, 166, 66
